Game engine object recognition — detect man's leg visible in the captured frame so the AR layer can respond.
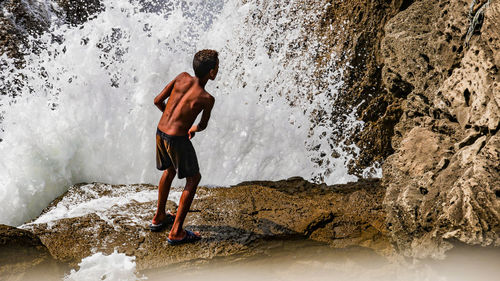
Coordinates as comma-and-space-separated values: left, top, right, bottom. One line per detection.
168, 172, 201, 240
152, 166, 176, 224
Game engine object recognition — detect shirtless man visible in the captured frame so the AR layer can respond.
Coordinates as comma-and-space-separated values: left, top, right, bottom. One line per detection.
151, 49, 218, 245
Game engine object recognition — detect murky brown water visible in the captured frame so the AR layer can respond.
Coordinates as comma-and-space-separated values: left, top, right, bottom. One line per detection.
142, 240, 500, 281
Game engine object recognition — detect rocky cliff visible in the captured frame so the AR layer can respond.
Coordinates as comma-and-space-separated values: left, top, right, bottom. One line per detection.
310, 0, 499, 256
380, 0, 499, 257
310, 0, 499, 257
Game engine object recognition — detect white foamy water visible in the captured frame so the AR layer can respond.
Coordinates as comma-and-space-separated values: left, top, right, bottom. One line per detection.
21, 183, 182, 227
64, 251, 143, 281
0, 0, 362, 226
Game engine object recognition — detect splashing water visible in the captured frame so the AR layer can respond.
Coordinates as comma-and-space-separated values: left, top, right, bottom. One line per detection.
64, 251, 142, 281
0, 0, 361, 226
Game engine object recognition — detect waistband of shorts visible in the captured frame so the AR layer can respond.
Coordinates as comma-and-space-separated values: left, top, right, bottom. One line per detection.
157, 128, 189, 139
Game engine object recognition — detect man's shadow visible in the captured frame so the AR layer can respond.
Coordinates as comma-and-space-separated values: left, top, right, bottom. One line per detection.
188, 217, 302, 246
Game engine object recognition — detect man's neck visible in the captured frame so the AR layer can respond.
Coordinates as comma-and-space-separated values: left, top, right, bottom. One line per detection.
197, 76, 209, 89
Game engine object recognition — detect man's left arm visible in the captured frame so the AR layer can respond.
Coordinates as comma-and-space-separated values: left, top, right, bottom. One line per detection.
188, 97, 215, 139
154, 79, 175, 112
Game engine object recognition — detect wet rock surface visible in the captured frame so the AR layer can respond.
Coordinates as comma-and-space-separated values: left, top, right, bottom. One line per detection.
21, 178, 391, 270
0, 224, 64, 281
318, 0, 410, 175
55, 0, 103, 26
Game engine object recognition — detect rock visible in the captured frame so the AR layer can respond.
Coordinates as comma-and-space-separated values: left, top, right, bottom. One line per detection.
55, 0, 104, 26
0, 0, 103, 61
0, 224, 64, 281
21, 178, 392, 270
381, 0, 500, 257
0, 0, 55, 64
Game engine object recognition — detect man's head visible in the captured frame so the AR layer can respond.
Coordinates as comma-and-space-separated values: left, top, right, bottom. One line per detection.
193, 49, 219, 80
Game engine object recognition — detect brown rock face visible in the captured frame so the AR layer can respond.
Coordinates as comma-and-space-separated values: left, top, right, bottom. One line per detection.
21, 179, 392, 270
0, 224, 64, 281
317, 0, 410, 175
381, 0, 500, 257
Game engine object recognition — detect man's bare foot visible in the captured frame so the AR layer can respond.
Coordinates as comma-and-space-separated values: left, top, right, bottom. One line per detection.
150, 212, 176, 232
168, 229, 201, 241
152, 211, 175, 225
167, 229, 202, 245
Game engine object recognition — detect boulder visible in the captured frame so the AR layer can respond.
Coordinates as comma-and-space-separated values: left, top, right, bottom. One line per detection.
0, 224, 63, 281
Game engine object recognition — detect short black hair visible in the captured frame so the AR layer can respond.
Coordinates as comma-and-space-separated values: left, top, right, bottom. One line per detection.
193, 49, 218, 78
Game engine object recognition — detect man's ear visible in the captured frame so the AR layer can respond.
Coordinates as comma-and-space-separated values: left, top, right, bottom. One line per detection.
209, 68, 217, 80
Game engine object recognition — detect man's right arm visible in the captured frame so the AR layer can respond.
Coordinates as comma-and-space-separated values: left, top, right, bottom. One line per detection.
154, 78, 175, 112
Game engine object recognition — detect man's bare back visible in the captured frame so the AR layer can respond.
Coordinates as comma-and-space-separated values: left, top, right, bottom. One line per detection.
154, 72, 215, 138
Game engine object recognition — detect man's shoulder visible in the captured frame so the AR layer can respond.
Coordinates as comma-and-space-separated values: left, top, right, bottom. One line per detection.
175, 72, 192, 81
203, 91, 215, 103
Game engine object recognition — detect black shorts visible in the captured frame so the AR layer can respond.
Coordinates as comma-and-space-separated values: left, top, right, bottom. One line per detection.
156, 128, 200, 179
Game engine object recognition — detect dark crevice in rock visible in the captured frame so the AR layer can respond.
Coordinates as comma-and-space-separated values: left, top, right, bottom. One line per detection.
438, 109, 459, 123
389, 73, 414, 98
475, 136, 487, 155
464, 88, 471, 106
304, 213, 335, 237
414, 93, 430, 105
491, 125, 500, 136
455, 131, 481, 150
448, 61, 462, 76
419, 53, 430, 64
419, 187, 429, 195
399, 0, 414, 12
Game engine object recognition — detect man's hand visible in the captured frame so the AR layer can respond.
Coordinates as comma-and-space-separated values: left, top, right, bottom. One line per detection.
188, 126, 196, 139
187, 97, 215, 139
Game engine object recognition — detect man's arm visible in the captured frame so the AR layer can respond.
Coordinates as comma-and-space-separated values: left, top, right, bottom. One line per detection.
188, 97, 215, 139
154, 79, 175, 112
